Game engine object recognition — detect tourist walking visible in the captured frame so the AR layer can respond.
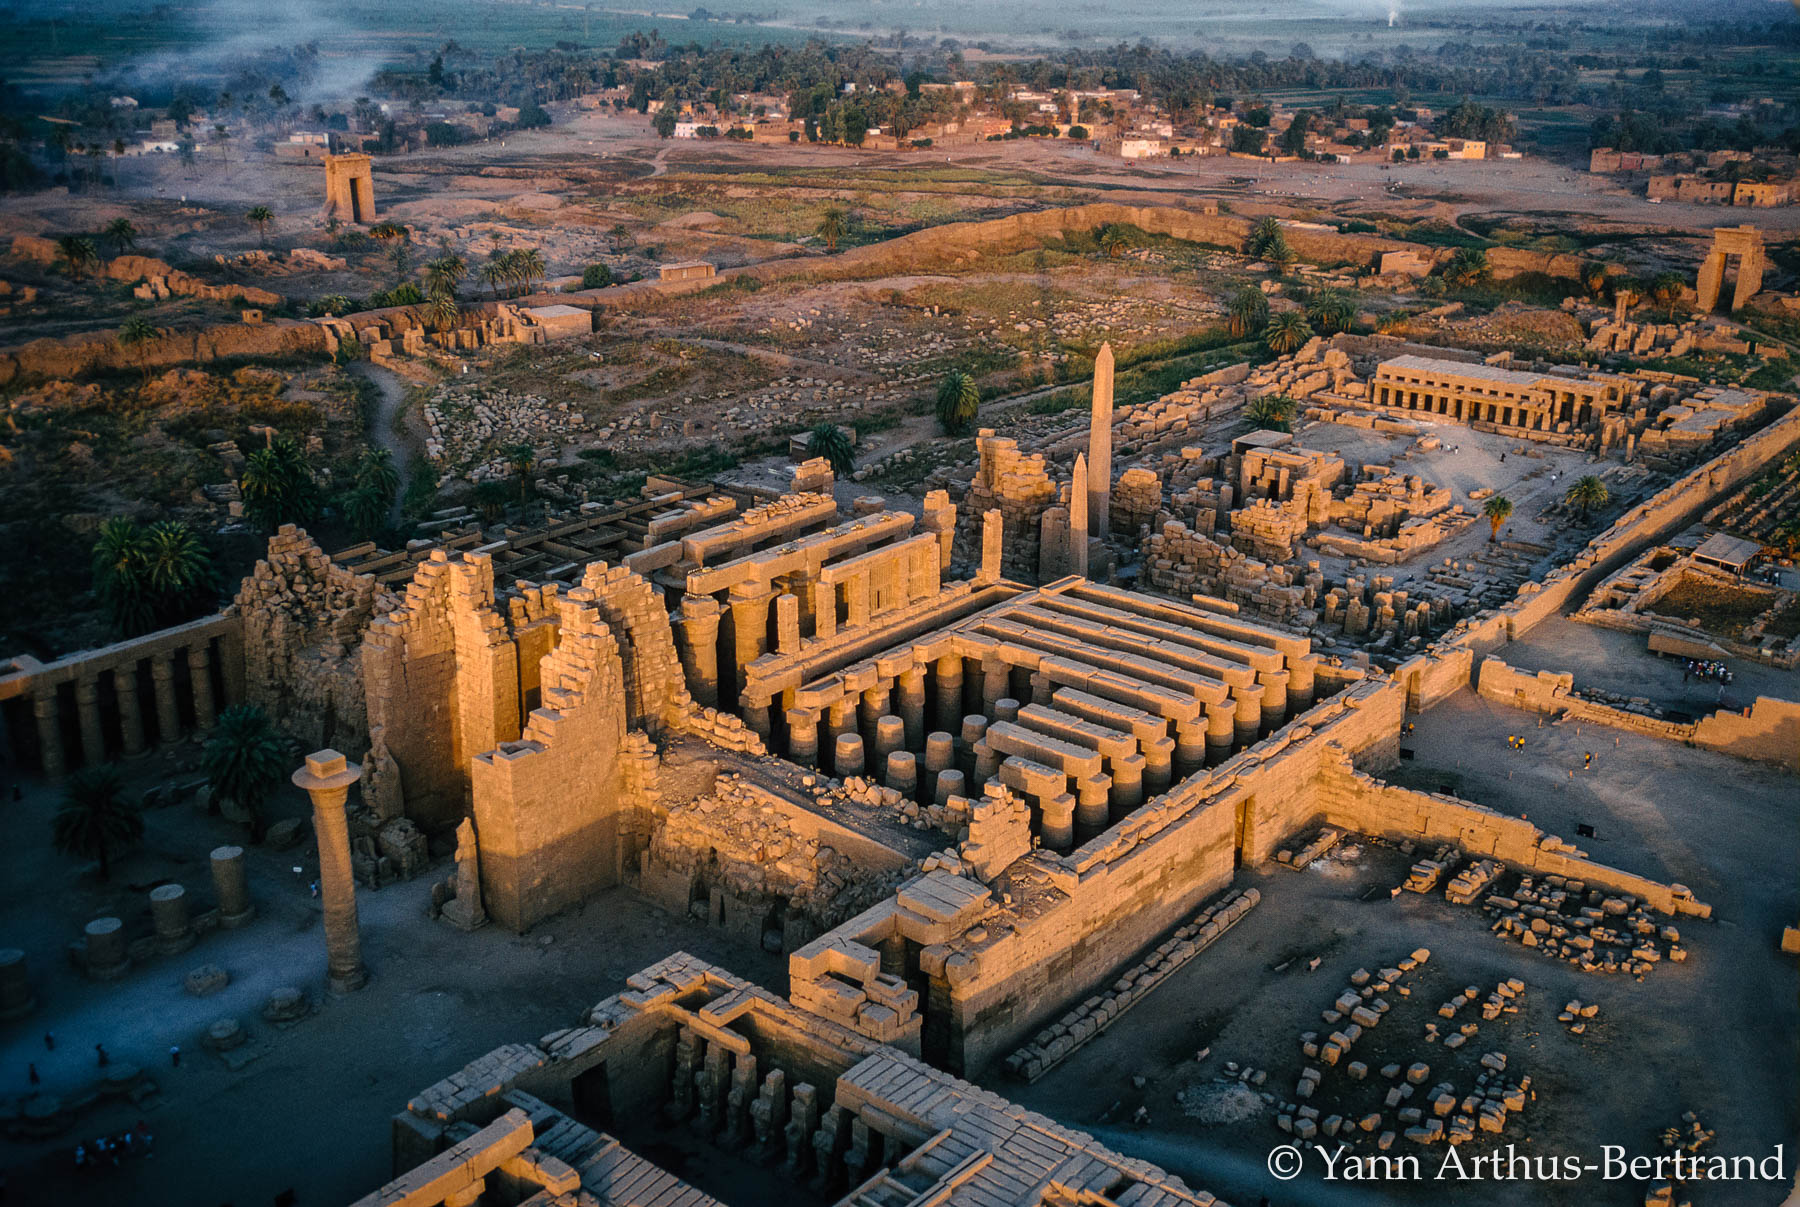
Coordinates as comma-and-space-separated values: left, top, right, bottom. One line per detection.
27, 1062, 39, 1086
170, 1045, 181, 1068
94, 1043, 108, 1067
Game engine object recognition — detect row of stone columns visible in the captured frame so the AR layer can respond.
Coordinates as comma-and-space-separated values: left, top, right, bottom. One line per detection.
72, 846, 252, 983
664, 1025, 890, 1195
30, 639, 228, 779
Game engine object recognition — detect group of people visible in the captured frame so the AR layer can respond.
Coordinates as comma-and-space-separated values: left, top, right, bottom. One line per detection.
1683, 659, 1734, 685
73, 1124, 153, 1171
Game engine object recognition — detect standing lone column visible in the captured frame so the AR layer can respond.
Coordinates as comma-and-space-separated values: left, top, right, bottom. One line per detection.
113, 663, 146, 758
292, 750, 367, 995
32, 690, 65, 781
187, 644, 216, 731
150, 651, 180, 746
1087, 342, 1115, 539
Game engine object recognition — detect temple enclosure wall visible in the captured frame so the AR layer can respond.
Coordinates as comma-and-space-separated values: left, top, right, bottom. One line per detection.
1477, 655, 1800, 771
1312, 752, 1711, 918
1438, 402, 1800, 663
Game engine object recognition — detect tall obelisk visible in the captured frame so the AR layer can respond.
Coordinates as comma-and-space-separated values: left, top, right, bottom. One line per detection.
1088, 342, 1114, 539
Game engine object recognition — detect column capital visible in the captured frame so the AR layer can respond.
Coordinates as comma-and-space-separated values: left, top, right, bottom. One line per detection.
293, 749, 363, 796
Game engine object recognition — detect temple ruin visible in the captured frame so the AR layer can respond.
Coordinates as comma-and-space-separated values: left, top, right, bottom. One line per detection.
1695, 224, 1766, 313
323, 152, 377, 224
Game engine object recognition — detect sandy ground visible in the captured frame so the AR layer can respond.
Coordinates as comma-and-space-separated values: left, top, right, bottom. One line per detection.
0, 752, 783, 1207
1002, 679, 1799, 1207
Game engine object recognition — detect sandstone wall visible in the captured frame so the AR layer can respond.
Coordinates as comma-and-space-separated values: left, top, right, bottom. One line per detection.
1312, 750, 1710, 917
1478, 655, 1800, 771
469, 587, 629, 931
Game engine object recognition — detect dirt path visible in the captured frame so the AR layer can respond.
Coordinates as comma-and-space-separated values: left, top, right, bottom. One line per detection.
688, 337, 882, 382
347, 360, 419, 524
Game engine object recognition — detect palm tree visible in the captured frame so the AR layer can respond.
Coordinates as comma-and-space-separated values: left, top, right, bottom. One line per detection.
1261, 232, 1296, 272
423, 285, 459, 332
807, 422, 855, 474
1443, 246, 1491, 289
1581, 261, 1609, 299
1305, 289, 1355, 334
246, 205, 273, 245
141, 520, 217, 623
479, 258, 511, 299
817, 206, 848, 253
355, 446, 400, 500
104, 217, 137, 256
425, 253, 467, 297
57, 235, 99, 280
53, 766, 143, 881
503, 443, 536, 502
202, 705, 286, 843
513, 247, 546, 295
1097, 224, 1131, 258
117, 315, 157, 379
240, 437, 319, 530
936, 370, 981, 435
1482, 495, 1513, 542
92, 516, 154, 636
1243, 393, 1296, 433
1226, 286, 1269, 339
345, 483, 387, 538
1246, 216, 1282, 258
1650, 271, 1685, 319
1565, 475, 1609, 518
1265, 312, 1313, 355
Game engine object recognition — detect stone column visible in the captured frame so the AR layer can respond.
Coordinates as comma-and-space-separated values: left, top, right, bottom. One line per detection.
1232, 684, 1264, 748
677, 595, 725, 709
211, 844, 254, 927
1088, 343, 1114, 538
0, 949, 35, 1021
774, 593, 802, 655
742, 695, 772, 739
1258, 670, 1290, 731
151, 651, 180, 746
826, 697, 858, 764
728, 584, 776, 698
75, 676, 105, 769
1202, 703, 1235, 765
885, 752, 917, 797
1039, 793, 1077, 853
113, 663, 146, 758
187, 643, 216, 731
933, 655, 964, 733
83, 917, 129, 980
978, 510, 1003, 584
873, 716, 905, 766
1074, 778, 1110, 841
149, 883, 194, 954
292, 750, 368, 994
785, 707, 820, 768
934, 768, 966, 806
979, 661, 1010, 714
811, 580, 838, 641
896, 666, 926, 750
32, 690, 65, 781
924, 732, 955, 782
1109, 752, 1146, 814
833, 734, 865, 778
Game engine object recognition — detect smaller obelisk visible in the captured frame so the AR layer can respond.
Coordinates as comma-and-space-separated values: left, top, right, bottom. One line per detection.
1088, 342, 1114, 539
1070, 454, 1090, 579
